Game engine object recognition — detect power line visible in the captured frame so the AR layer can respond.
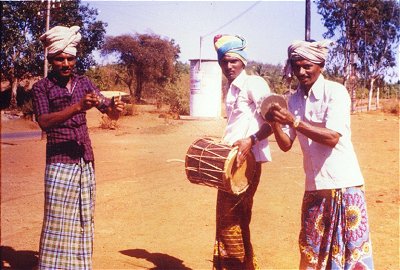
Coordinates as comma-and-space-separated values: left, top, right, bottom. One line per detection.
198, 1, 261, 63
201, 1, 261, 38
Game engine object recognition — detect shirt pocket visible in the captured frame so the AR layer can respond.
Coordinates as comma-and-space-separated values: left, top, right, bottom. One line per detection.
306, 103, 328, 125
236, 94, 253, 113
48, 90, 72, 111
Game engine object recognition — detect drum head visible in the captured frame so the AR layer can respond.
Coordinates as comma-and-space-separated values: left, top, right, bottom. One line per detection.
259, 94, 287, 121
224, 150, 256, 195
223, 146, 239, 182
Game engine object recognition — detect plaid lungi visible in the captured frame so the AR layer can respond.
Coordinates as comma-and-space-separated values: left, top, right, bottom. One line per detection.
299, 186, 374, 270
39, 160, 96, 270
213, 163, 261, 270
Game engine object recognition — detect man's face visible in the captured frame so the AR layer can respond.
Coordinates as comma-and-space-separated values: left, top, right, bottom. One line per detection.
50, 52, 76, 78
219, 55, 245, 83
291, 59, 323, 91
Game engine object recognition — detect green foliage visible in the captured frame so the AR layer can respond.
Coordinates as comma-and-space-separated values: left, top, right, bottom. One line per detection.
159, 64, 190, 115
315, 0, 400, 82
246, 61, 288, 94
2, 1, 44, 82
85, 65, 126, 92
1, 0, 107, 82
101, 33, 181, 102
89, 61, 190, 115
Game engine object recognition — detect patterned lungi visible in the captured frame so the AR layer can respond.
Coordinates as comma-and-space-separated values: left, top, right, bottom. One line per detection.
299, 186, 374, 270
39, 160, 96, 270
213, 163, 261, 270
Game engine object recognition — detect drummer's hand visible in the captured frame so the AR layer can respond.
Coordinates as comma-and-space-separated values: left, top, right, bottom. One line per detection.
233, 138, 252, 168
269, 103, 295, 125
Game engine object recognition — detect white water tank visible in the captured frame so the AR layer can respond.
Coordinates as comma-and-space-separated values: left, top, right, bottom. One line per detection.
189, 59, 222, 118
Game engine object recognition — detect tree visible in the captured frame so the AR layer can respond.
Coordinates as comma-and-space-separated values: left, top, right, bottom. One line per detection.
1, 0, 107, 109
101, 33, 181, 102
315, 0, 400, 111
246, 61, 287, 94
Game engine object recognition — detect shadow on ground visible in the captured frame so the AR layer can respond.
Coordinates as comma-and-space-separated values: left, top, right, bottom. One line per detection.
1, 246, 38, 270
120, 248, 192, 270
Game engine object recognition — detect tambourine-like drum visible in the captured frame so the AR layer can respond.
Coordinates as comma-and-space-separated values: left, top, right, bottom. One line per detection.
185, 137, 256, 195
259, 94, 288, 121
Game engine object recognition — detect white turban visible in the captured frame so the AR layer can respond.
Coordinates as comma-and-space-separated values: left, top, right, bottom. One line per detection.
40, 26, 81, 57
283, 39, 334, 78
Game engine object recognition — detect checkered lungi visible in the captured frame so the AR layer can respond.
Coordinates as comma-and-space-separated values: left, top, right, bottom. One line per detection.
213, 163, 261, 270
39, 160, 96, 270
299, 186, 374, 270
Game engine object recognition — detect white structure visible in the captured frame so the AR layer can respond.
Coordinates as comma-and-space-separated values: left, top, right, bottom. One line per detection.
189, 59, 222, 118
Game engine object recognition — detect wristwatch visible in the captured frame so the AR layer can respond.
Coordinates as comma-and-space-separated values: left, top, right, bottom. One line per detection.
250, 134, 259, 145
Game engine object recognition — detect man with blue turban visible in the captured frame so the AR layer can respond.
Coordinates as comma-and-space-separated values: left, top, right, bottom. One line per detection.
212, 34, 273, 269
269, 39, 374, 269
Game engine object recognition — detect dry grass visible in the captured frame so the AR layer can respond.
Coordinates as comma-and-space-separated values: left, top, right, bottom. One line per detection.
381, 98, 399, 114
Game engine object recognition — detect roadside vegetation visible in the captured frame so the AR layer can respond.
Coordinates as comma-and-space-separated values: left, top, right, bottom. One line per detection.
1, 0, 399, 126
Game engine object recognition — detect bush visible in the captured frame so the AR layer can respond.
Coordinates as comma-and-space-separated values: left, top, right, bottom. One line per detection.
123, 103, 137, 116
21, 99, 34, 120
99, 115, 118, 130
155, 72, 190, 115
381, 98, 399, 114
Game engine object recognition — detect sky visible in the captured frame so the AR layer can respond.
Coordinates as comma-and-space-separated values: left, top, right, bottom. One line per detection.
84, 0, 328, 66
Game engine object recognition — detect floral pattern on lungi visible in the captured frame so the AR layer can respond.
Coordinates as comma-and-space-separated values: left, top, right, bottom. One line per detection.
299, 186, 374, 270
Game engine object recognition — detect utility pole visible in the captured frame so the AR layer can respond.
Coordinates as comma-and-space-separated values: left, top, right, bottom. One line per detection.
44, 0, 51, 77
42, 0, 51, 140
348, 3, 357, 113
305, 0, 311, 41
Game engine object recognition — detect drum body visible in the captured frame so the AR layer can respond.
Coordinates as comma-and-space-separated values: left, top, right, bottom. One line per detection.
185, 137, 255, 195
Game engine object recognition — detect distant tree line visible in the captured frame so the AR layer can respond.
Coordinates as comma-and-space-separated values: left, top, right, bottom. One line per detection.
1, 0, 398, 115
315, 0, 399, 111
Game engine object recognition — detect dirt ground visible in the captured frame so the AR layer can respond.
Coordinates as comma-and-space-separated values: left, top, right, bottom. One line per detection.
1, 105, 399, 270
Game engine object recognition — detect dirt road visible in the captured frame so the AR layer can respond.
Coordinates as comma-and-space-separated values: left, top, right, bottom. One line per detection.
1, 107, 399, 269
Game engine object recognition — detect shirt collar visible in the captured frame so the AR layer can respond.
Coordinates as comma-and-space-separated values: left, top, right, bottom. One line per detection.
48, 72, 80, 87
301, 74, 325, 100
231, 70, 248, 90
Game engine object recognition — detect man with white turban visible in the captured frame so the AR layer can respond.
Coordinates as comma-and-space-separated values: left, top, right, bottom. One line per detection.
268, 40, 374, 269
212, 34, 273, 270
283, 39, 333, 81
40, 25, 82, 57
32, 25, 125, 270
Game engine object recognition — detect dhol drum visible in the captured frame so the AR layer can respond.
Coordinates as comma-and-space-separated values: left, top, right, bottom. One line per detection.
259, 93, 287, 121
185, 137, 256, 195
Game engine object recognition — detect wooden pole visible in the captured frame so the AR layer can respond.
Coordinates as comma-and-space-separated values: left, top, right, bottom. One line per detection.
43, 0, 50, 77
305, 0, 311, 41
42, 0, 51, 140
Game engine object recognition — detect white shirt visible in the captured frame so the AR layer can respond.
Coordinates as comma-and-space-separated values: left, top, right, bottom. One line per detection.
223, 71, 272, 162
282, 75, 364, 191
